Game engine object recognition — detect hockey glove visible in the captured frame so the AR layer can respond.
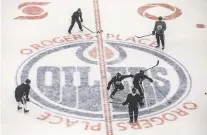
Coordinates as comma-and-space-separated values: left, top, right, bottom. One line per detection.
107, 86, 110, 90
152, 31, 155, 35
139, 101, 144, 107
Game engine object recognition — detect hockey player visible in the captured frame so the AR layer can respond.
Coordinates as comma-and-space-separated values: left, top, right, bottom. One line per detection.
122, 87, 144, 123
133, 70, 153, 100
107, 73, 134, 99
68, 8, 83, 34
152, 16, 167, 50
15, 79, 31, 113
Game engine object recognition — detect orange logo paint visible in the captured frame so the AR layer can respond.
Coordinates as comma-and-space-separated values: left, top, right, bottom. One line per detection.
88, 47, 114, 60
14, 2, 50, 20
138, 3, 182, 20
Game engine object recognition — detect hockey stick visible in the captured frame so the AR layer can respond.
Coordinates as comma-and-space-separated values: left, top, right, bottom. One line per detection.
144, 60, 159, 72
81, 24, 95, 33
109, 101, 122, 104
134, 34, 152, 38
154, 85, 171, 104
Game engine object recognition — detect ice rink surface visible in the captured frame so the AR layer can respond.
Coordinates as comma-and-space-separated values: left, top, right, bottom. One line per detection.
1, 0, 207, 135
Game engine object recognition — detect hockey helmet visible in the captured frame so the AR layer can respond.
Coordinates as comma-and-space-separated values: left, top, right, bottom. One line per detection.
140, 70, 144, 74
26, 79, 31, 84
132, 87, 137, 93
116, 72, 121, 77
78, 8, 81, 11
158, 16, 162, 20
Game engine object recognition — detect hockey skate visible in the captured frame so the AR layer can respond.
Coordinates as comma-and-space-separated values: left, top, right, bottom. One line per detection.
156, 45, 160, 48
17, 106, 22, 110
24, 109, 29, 113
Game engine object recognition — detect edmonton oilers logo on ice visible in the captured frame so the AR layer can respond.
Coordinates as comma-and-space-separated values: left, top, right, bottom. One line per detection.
16, 40, 191, 121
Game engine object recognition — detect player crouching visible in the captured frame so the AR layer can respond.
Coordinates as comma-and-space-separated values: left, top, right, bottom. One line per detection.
15, 79, 31, 113
107, 73, 134, 99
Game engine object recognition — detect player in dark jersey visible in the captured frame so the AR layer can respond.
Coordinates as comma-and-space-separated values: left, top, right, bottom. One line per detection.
122, 87, 144, 123
152, 16, 167, 50
133, 70, 153, 100
15, 79, 31, 113
107, 73, 134, 99
68, 8, 83, 34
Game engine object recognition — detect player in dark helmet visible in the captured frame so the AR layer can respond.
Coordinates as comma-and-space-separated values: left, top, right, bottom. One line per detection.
133, 70, 153, 100
68, 8, 83, 34
158, 16, 162, 20
107, 73, 134, 99
122, 87, 144, 123
152, 16, 167, 50
15, 79, 31, 113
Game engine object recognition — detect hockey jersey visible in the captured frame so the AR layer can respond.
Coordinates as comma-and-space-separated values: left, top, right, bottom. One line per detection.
107, 75, 133, 87
122, 93, 143, 108
15, 83, 30, 98
72, 11, 82, 21
133, 73, 151, 84
153, 21, 166, 34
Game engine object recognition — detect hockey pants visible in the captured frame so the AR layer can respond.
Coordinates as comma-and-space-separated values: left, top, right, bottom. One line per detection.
156, 33, 165, 47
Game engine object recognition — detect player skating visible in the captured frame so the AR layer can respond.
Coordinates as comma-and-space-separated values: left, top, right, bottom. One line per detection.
133, 70, 153, 100
107, 73, 134, 99
15, 79, 31, 113
68, 8, 83, 34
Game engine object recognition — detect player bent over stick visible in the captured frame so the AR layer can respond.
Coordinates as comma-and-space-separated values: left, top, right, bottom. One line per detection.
122, 87, 144, 123
107, 73, 134, 99
68, 8, 83, 34
133, 61, 159, 100
15, 79, 31, 113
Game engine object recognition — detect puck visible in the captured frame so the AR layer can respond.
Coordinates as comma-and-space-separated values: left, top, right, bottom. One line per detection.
205, 92, 207, 95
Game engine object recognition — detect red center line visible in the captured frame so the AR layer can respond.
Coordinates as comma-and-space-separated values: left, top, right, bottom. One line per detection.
93, 0, 114, 135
